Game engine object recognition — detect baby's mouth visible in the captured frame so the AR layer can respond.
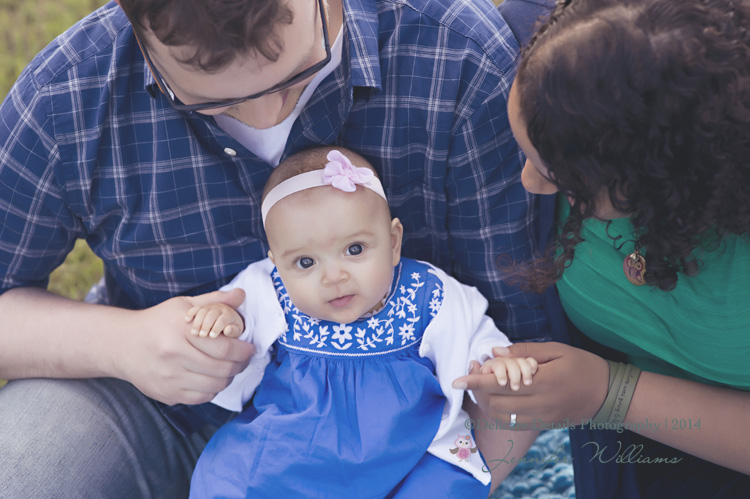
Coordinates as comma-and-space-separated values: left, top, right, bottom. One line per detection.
328, 295, 354, 308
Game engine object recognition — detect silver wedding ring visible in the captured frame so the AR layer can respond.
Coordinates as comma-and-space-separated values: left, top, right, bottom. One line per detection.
509, 413, 517, 428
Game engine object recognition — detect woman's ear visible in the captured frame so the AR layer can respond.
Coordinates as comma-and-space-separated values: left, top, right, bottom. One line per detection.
390, 218, 403, 266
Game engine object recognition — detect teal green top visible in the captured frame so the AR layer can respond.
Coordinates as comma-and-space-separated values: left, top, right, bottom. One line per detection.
556, 200, 750, 390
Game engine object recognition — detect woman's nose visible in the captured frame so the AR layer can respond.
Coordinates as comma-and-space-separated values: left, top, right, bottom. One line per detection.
520, 159, 558, 195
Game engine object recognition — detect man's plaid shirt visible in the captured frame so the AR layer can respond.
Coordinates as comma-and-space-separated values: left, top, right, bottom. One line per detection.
0, 0, 548, 426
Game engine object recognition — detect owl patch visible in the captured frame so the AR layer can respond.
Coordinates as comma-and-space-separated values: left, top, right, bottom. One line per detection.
450, 434, 478, 462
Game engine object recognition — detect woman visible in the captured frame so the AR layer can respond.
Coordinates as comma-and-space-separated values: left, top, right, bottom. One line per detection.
457, 0, 750, 496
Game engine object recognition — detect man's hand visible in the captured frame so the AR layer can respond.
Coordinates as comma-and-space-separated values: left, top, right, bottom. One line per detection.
112, 288, 254, 405
454, 342, 609, 429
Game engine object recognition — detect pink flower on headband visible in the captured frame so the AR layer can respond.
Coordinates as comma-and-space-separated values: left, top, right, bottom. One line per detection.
322, 150, 374, 193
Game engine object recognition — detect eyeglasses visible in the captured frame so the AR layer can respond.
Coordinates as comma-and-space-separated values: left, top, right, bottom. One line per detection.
135, 0, 331, 113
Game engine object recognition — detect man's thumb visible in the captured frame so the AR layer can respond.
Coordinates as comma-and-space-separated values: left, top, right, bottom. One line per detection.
190, 288, 246, 309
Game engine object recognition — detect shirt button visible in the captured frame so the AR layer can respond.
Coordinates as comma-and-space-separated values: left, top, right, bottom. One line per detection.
224, 147, 237, 157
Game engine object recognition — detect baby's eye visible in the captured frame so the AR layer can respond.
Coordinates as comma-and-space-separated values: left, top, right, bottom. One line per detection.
346, 244, 363, 256
295, 257, 315, 269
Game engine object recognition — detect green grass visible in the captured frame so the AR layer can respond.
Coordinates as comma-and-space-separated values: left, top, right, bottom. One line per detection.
47, 240, 105, 301
1, 0, 106, 303
0, 0, 105, 96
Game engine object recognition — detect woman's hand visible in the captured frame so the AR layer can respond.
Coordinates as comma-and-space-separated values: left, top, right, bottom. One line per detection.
454, 341, 609, 429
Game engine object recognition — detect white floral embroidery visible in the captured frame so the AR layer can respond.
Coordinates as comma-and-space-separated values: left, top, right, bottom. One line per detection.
398, 322, 416, 343
429, 283, 443, 318
332, 324, 354, 350
273, 262, 444, 354
354, 270, 428, 351
274, 269, 330, 347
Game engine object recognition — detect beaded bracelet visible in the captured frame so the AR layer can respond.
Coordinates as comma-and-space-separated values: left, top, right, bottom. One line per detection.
590, 360, 642, 425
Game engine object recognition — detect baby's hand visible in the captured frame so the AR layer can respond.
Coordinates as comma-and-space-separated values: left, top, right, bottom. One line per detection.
184, 302, 244, 339
479, 356, 539, 391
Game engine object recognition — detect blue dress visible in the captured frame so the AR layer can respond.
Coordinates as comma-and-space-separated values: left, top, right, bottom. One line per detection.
190, 258, 490, 498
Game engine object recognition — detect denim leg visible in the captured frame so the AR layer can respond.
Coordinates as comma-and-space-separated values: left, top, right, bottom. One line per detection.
0, 378, 216, 499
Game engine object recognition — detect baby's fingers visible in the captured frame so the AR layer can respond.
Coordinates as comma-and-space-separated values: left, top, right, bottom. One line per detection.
492, 364, 509, 388
190, 307, 210, 336
479, 361, 494, 375
206, 312, 234, 339
199, 307, 224, 338
519, 357, 539, 387
184, 306, 200, 323
222, 324, 242, 338
499, 360, 523, 391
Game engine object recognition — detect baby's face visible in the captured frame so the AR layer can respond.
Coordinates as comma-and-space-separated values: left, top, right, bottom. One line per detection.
265, 185, 402, 324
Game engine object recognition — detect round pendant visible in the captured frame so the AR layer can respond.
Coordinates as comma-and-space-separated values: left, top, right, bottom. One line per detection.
623, 251, 646, 286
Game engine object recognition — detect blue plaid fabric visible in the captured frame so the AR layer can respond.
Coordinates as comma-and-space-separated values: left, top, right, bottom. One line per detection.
1, 0, 548, 426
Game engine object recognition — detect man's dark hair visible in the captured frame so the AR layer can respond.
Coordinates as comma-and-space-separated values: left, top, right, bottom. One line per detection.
513, 0, 750, 291
119, 0, 293, 72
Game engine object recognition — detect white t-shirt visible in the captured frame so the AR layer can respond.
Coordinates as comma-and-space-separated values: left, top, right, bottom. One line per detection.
214, 27, 344, 166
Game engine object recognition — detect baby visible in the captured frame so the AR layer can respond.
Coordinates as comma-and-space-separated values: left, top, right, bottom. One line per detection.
187, 147, 537, 498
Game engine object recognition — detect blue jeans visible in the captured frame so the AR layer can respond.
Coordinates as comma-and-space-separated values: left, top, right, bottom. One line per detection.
0, 378, 216, 498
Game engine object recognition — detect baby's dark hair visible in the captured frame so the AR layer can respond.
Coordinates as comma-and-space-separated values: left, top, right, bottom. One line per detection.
262, 146, 379, 202
514, 0, 750, 292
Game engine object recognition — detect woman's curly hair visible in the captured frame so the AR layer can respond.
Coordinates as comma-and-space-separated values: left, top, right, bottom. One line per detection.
514, 0, 750, 292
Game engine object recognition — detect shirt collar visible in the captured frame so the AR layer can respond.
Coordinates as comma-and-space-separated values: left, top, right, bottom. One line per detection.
142, 59, 159, 98
342, 0, 382, 90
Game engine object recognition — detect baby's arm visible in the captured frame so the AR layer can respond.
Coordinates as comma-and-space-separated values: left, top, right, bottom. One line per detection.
184, 302, 245, 339
479, 354, 538, 392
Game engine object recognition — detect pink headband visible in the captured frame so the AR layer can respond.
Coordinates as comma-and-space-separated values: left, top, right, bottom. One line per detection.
261, 150, 388, 226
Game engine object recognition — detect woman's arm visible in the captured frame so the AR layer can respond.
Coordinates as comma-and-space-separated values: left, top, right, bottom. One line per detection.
464, 397, 541, 493
456, 341, 750, 475
624, 369, 750, 473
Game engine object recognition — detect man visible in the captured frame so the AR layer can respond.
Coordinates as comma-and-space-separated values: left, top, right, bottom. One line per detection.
0, 0, 547, 495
